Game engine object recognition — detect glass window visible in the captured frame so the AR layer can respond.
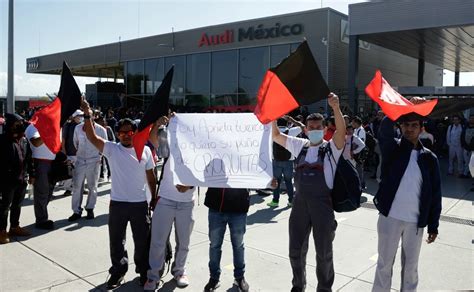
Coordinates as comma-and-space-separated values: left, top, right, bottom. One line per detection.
291, 42, 301, 53
165, 56, 186, 96
144, 58, 164, 94
211, 50, 238, 94
210, 94, 238, 108
238, 47, 269, 106
186, 53, 210, 95
270, 44, 290, 67
126, 60, 144, 95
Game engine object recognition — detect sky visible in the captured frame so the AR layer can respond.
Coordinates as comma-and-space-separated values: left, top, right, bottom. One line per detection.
0, 0, 472, 97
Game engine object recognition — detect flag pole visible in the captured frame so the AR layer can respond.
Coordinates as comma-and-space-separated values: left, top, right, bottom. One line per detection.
7, 0, 14, 114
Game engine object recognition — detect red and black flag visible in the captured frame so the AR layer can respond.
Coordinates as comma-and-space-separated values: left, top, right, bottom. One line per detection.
254, 41, 330, 124
29, 61, 82, 153
365, 70, 438, 121
133, 66, 174, 161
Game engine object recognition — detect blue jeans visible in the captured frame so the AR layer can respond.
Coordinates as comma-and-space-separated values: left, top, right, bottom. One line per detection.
208, 209, 246, 280
272, 160, 295, 202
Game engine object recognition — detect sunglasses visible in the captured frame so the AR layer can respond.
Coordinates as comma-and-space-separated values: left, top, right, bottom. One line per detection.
118, 130, 135, 137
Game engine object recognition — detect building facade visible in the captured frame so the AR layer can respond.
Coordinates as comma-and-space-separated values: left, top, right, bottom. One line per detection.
27, 8, 443, 115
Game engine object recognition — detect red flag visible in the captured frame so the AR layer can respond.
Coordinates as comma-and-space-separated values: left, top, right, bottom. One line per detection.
365, 70, 438, 121
29, 99, 62, 153
133, 67, 173, 161
254, 41, 330, 124
30, 62, 82, 153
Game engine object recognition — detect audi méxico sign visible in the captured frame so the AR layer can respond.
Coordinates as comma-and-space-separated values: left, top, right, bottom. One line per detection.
198, 23, 304, 47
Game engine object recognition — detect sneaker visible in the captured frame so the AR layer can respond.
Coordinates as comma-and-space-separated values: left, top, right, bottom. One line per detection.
143, 279, 158, 291
0, 230, 10, 244
35, 220, 54, 230
287, 202, 293, 207
86, 209, 95, 220
174, 274, 189, 288
106, 274, 124, 290
234, 278, 249, 292
204, 278, 220, 291
68, 213, 81, 222
9, 226, 31, 237
267, 200, 279, 207
62, 190, 72, 196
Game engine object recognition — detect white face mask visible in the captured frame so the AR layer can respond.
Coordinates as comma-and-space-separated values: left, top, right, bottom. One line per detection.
76, 117, 84, 123
307, 129, 324, 144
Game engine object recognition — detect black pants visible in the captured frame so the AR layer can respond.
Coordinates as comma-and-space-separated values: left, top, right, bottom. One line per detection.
108, 200, 150, 276
0, 182, 27, 230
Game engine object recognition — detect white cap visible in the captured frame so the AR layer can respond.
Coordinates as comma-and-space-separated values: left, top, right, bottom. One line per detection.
72, 109, 84, 118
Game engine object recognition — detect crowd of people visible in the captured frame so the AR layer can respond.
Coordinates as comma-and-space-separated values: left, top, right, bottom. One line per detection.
0, 94, 472, 292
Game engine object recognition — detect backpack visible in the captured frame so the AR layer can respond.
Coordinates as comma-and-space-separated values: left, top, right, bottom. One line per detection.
364, 131, 376, 150
349, 136, 369, 164
322, 143, 362, 212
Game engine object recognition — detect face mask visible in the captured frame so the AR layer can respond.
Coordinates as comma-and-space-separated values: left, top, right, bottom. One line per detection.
307, 129, 324, 144
76, 117, 84, 123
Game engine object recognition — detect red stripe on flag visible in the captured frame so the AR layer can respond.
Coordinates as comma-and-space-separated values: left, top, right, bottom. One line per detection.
254, 71, 299, 124
29, 98, 62, 153
133, 124, 153, 162
365, 70, 438, 121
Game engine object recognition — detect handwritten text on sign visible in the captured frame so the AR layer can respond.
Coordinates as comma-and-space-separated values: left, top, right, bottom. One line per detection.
168, 113, 273, 188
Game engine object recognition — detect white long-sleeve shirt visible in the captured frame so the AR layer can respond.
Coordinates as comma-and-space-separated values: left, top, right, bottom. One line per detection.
447, 124, 463, 147
73, 122, 108, 161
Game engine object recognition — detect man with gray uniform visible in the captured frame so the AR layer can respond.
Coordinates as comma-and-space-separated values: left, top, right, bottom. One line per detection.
68, 116, 107, 221
272, 93, 345, 292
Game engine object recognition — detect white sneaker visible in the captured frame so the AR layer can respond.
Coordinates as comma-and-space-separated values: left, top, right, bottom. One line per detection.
174, 274, 189, 287
143, 279, 158, 291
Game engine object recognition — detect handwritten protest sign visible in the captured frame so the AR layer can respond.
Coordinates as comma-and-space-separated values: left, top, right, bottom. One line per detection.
168, 113, 273, 188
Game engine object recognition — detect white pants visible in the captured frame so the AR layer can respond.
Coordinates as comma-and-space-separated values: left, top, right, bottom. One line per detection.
71, 158, 100, 214
373, 215, 424, 292
448, 145, 464, 174
62, 156, 77, 191
148, 197, 195, 281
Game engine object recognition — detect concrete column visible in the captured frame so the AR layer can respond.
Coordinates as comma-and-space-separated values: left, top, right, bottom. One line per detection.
454, 71, 460, 87
417, 58, 425, 86
348, 35, 359, 114
7, 0, 14, 114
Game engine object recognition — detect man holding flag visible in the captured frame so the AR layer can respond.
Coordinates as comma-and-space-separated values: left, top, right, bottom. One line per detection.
365, 72, 442, 291
25, 62, 82, 230
272, 93, 345, 292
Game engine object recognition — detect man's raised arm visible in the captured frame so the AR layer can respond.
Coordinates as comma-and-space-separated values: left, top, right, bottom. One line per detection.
81, 99, 105, 153
272, 120, 288, 148
328, 93, 346, 150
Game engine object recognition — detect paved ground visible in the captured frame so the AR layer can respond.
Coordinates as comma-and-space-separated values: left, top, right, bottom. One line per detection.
0, 160, 472, 292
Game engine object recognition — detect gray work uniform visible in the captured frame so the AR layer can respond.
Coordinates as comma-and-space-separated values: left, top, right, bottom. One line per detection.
289, 146, 337, 292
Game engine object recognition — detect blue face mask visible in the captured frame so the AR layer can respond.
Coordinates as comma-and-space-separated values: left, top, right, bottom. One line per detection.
307, 129, 324, 144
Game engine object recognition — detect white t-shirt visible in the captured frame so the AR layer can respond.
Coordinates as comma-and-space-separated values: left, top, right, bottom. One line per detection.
388, 150, 422, 223
158, 160, 195, 202
343, 135, 365, 166
25, 124, 56, 160
355, 126, 366, 142
285, 136, 343, 189
74, 122, 108, 160
103, 141, 155, 202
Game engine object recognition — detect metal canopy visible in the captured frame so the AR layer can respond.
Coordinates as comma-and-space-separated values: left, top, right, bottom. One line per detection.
349, 0, 474, 72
